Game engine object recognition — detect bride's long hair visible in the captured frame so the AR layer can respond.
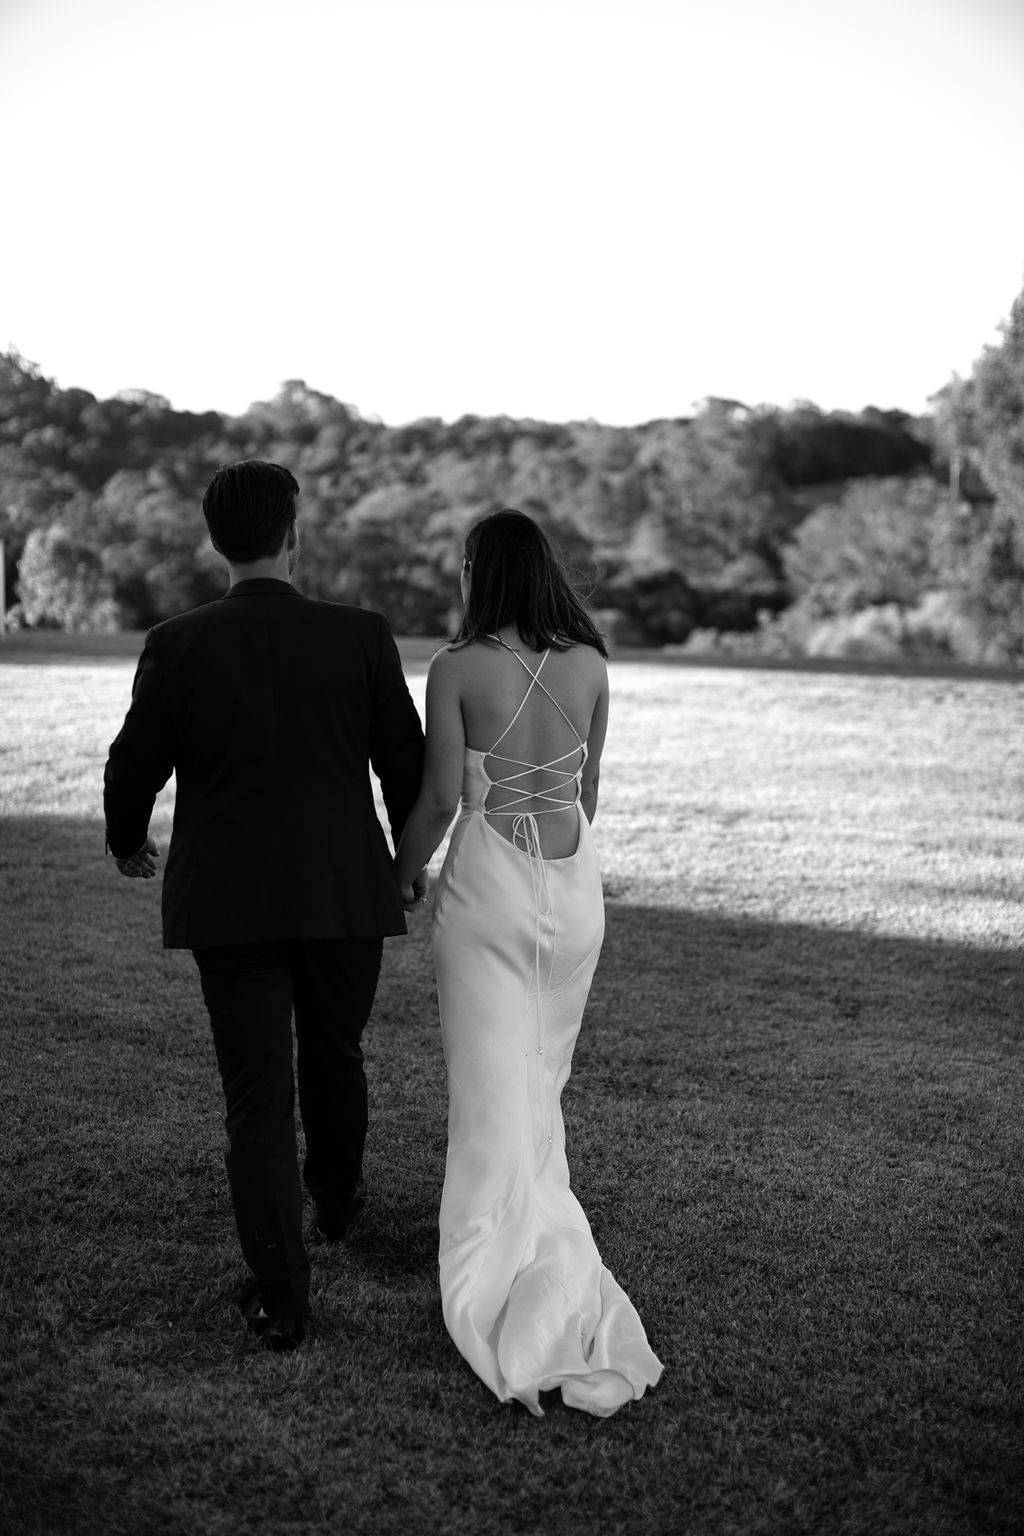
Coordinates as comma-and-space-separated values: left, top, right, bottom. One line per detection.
453, 509, 608, 656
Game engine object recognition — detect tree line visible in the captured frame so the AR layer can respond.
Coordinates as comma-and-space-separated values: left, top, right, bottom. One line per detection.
2, 276, 1022, 663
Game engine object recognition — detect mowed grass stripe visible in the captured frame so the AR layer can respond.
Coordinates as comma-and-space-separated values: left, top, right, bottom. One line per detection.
0, 650, 1021, 1536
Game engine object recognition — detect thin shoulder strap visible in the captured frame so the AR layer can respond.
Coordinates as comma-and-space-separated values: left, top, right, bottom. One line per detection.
492, 634, 547, 679
489, 635, 585, 750
487, 638, 548, 752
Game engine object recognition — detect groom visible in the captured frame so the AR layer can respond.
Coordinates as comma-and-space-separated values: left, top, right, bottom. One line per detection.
103, 459, 425, 1351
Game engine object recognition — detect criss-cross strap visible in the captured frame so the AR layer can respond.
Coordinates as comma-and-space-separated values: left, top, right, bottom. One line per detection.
483, 636, 586, 818
476, 639, 588, 1134
487, 639, 586, 752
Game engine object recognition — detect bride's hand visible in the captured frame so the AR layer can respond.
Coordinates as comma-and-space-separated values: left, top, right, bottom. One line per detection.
401, 871, 429, 910
114, 834, 161, 879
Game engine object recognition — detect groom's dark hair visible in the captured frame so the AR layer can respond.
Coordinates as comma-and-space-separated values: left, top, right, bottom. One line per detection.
202, 460, 300, 562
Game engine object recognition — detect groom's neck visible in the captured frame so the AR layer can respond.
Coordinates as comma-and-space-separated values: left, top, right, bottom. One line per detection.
226, 550, 293, 586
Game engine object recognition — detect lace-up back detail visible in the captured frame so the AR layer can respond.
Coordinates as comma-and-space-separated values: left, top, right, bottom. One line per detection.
478, 637, 587, 844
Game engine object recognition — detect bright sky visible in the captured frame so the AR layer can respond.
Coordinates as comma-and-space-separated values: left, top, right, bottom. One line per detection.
2, 0, 1023, 425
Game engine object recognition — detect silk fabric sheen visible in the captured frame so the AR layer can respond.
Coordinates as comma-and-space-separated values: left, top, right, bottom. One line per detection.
432, 743, 664, 1417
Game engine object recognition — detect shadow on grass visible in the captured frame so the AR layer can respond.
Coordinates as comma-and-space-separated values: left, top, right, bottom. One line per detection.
2, 814, 1021, 1535
2, 813, 1020, 1277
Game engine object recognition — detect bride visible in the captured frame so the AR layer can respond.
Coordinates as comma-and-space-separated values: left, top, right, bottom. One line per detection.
395, 510, 663, 1418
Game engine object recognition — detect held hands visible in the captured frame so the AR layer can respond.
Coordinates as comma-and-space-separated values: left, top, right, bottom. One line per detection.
401, 870, 429, 912
114, 835, 161, 880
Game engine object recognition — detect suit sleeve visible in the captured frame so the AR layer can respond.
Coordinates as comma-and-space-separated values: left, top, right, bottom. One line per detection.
103, 629, 176, 858
368, 614, 425, 847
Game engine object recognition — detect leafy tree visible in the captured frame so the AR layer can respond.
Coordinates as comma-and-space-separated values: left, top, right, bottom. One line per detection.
593, 562, 700, 645
0, 350, 54, 442
90, 471, 220, 625
973, 280, 1024, 518
928, 376, 981, 497
327, 486, 462, 632
241, 379, 359, 449
632, 402, 784, 586
928, 496, 1024, 662
759, 402, 931, 486
17, 523, 122, 631
783, 476, 948, 615
0, 353, 85, 609
944, 271, 1024, 659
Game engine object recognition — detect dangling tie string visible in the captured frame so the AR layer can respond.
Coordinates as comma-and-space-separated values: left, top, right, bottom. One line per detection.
511, 811, 555, 1001
512, 811, 556, 1144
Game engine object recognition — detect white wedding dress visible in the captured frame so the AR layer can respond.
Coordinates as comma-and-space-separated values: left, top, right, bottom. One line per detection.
432, 640, 664, 1417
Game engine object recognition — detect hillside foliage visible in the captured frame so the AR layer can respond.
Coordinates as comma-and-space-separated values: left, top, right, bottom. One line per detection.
2, 276, 1023, 662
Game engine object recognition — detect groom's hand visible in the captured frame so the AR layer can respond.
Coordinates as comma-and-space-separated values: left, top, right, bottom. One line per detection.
114, 835, 161, 880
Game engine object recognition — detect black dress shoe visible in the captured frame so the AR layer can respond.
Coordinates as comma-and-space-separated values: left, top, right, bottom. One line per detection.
313, 1176, 366, 1243
245, 1304, 307, 1353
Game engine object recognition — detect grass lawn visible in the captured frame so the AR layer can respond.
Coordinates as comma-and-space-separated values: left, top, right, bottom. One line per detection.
0, 634, 1021, 1535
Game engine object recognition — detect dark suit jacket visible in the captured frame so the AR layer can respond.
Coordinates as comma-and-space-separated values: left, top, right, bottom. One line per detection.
103, 579, 424, 949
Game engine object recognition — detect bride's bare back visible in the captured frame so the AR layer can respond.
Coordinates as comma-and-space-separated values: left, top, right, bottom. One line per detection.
453, 628, 609, 859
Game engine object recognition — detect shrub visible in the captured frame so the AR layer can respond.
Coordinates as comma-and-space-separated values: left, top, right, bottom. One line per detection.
17, 524, 123, 632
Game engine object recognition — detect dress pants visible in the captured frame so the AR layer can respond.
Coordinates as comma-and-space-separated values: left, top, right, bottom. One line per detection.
192, 937, 384, 1318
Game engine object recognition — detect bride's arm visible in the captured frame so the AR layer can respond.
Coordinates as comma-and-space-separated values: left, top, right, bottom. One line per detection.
580, 664, 609, 825
394, 650, 465, 893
